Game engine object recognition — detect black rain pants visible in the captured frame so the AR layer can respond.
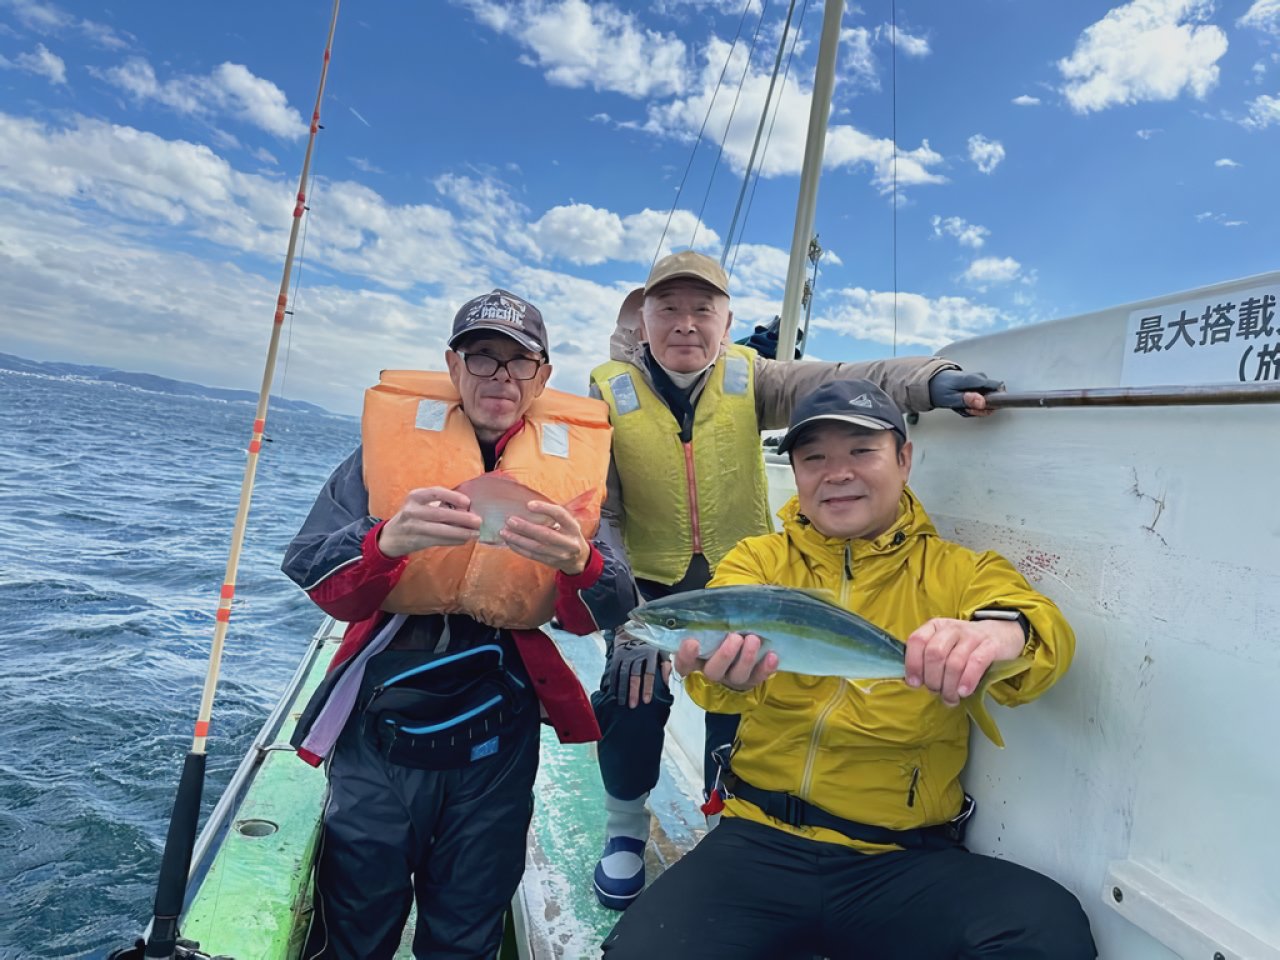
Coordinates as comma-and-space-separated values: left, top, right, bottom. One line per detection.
302, 703, 540, 960
600, 817, 1096, 959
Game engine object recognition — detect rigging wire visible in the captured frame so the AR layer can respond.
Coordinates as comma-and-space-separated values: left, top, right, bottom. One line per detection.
891, 0, 899, 356
690, 0, 768, 250
653, 0, 756, 268
720, 0, 800, 270
728, 0, 810, 283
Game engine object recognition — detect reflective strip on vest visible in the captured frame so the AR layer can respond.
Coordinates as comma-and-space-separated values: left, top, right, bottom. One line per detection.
723, 352, 749, 395
608, 372, 641, 415
415, 399, 449, 431
541, 421, 570, 459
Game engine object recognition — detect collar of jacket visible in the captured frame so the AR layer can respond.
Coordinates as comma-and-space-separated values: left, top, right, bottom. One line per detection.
777, 487, 938, 562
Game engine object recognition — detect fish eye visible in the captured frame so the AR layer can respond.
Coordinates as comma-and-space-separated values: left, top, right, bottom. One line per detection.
664, 617, 678, 629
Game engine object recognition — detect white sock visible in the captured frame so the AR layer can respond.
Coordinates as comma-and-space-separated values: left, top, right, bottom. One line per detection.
599, 792, 649, 881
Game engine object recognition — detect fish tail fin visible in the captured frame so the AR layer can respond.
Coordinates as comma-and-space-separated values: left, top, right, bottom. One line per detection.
563, 488, 597, 526
964, 658, 1032, 749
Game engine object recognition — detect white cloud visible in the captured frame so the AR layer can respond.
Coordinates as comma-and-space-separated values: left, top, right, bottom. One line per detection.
1012, 94, 1041, 106
842, 26, 878, 89
454, 0, 689, 98
1241, 92, 1280, 128
839, 23, 929, 92
1, 42, 65, 84
99, 57, 308, 140
963, 256, 1022, 286
643, 36, 946, 193
967, 134, 1005, 174
0, 106, 822, 410
2, 200, 616, 415
530, 202, 718, 266
810, 287, 1007, 350
460, 4, 945, 196
884, 24, 930, 57
1058, 0, 1228, 113
349, 156, 384, 174
5, 0, 129, 49
1214, 157, 1240, 167
931, 215, 990, 249
1135, 127, 1162, 139
1194, 210, 1245, 226
212, 63, 308, 140
1239, 0, 1280, 36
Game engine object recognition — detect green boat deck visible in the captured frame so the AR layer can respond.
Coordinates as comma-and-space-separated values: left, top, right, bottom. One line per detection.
178, 622, 706, 959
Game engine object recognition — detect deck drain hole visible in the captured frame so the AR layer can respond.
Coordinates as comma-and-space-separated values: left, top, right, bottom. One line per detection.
236, 818, 279, 838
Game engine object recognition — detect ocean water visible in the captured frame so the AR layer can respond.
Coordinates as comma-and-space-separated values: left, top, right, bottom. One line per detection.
0, 370, 359, 959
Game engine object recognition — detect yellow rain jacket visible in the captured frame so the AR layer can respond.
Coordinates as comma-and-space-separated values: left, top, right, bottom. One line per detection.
684, 490, 1074, 853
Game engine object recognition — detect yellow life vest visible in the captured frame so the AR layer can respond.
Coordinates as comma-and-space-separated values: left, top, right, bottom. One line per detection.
362, 370, 612, 628
591, 344, 771, 585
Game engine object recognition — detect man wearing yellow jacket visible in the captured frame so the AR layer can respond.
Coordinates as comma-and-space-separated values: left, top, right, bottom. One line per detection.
588, 251, 1004, 909
601, 379, 1095, 959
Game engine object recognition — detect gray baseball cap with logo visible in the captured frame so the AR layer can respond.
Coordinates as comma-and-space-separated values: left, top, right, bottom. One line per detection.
448, 289, 548, 357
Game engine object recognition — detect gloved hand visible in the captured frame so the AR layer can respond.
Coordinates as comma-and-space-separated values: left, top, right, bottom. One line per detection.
927, 369, 1004, 417
605, 630, 671, 708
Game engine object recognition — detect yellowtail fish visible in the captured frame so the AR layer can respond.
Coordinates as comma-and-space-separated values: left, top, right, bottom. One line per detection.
453, 472, 594, 546
623, 585, 1029, 747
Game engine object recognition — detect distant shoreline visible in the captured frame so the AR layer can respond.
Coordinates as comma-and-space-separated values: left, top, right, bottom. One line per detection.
0, 352, 345, 418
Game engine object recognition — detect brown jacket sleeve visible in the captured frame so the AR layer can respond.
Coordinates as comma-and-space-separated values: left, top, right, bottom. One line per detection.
753, 354, 958, 430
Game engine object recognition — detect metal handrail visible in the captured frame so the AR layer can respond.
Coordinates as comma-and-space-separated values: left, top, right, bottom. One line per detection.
983, 382, 1280, 409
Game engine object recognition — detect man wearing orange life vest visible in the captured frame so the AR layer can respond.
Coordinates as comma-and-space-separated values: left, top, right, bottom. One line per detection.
282, 290, 637, 960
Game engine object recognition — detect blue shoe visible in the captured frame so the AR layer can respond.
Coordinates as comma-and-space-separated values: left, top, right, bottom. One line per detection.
592, 835, 646, 910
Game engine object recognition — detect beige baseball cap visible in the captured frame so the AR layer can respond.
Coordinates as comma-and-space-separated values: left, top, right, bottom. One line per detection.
644, 250, 730, 297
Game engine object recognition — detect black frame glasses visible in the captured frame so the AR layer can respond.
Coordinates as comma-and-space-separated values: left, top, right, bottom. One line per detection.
458, 352, 544, 381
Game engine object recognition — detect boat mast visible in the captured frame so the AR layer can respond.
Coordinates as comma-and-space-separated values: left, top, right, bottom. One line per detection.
776, 0, 844, 363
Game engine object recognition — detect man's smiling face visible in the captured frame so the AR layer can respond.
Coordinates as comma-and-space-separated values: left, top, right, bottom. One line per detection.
791, 422, 912, 541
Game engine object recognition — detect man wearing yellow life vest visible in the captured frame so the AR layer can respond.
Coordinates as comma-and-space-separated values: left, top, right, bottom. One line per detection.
600, 379, 1095, 959
587, 250, 1004, 910
282, 290, 637, 960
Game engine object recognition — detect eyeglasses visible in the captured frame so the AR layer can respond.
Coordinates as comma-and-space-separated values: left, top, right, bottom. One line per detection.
459, 352, 543, 381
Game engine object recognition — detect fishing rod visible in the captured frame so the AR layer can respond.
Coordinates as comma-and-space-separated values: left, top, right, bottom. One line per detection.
111, 3, 342, 958
982, 382, 1280, 409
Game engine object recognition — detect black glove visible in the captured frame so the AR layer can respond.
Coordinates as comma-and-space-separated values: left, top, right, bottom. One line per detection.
927, 369, 1003, 416
604, 630, 669, 704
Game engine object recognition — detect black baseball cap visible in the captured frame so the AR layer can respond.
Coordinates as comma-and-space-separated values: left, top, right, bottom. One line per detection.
777, 379, 907, 454
448, 289, 548, 357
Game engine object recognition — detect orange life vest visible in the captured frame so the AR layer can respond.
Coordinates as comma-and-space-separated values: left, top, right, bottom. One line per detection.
362, 370, 612, 628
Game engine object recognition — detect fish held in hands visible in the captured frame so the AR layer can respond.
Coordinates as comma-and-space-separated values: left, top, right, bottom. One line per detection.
622, 585, 1028, 747
452, 472, 594, 546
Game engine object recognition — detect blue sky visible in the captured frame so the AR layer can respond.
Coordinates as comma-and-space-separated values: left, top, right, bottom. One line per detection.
0, 0, 1276, 414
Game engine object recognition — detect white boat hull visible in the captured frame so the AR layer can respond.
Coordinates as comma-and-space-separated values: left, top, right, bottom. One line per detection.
669, 270, 1280, 959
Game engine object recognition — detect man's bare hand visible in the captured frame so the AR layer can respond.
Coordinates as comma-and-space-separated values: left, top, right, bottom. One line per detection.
500, 500, 591, 575
904, 618, 1026, 706
675, 633, 778, 692
961, 390, 996, 417
377, 486, 481, 557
